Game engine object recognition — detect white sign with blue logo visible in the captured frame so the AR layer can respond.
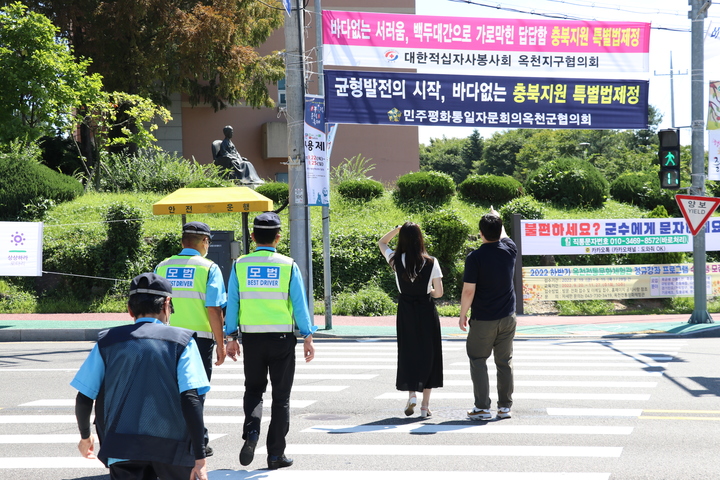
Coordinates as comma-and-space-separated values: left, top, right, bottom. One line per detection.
1, 222, 43, 276
247, 266, 281, 288
166, 267, 196, 289
282, 0, 291, 15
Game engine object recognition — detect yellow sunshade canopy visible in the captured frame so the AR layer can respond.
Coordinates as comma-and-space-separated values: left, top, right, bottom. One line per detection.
153, 187, 273, 216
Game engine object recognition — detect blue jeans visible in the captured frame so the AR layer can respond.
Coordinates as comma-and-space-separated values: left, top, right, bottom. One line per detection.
466, 314, 516, 410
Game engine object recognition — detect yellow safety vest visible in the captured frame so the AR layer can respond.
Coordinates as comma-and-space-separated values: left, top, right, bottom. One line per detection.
156, 255, 213, 335
236, 250, 294, 333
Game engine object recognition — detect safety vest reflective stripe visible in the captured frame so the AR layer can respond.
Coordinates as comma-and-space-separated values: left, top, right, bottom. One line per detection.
242, 324, 294, 333
235, 255, 294, 266
239, 291, 289, 300
171, 291, 207, 301
157, 257, 212, 267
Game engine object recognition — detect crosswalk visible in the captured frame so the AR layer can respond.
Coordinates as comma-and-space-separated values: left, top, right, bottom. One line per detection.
0, 337, 689, 479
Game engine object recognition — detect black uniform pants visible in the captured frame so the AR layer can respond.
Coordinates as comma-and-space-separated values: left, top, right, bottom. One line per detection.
241, 332, 297, 456
195, 336, 215, 449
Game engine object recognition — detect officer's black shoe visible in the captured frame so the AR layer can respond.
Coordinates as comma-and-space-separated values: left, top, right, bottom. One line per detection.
239, 432, 259, 466
267, 454, 293, 470
205, 445, 214, 457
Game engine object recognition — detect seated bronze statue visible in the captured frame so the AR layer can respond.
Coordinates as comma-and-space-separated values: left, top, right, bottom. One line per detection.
212, 126, 264, 185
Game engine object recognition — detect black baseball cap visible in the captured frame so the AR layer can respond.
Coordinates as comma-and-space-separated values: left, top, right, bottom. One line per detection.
182, 221, 212, 237
129, 273, 172, 297
253, 212, 282, 230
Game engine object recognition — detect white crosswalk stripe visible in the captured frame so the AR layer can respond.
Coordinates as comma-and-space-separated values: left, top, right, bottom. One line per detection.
0, 337, 686, 479
274, 443, 625, 457
205, 470, 611, 480
302, 424, 634, 435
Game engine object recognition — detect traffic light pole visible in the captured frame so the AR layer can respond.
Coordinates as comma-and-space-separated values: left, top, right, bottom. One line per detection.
689, 0, 712, 323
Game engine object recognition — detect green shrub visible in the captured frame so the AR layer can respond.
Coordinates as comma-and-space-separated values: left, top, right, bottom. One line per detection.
333, 282, 395, 316
104, 202, 147, 280
458, 174, 524, 205
311, 227, 396, 296
393, 171, 455, 210
421, 210, 470, 300
422, 209, 470, 265
151, 231, 182, 266
525, 157, 608, 208
255, 181, 290, 206
499, 195, 545, 238
43, 233, 108, 299
609, 173, 679, 216
0, 280, 37, 313
0, 152, 83, 221
557, 299, 615, 316
100, 150, 226, 193
185, 178, 234, 188
337, 179, 384, 202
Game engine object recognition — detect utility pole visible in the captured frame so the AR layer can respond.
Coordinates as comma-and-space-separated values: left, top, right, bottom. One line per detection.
313, 0, 333, 330
653, 52, 688, 128
285, 0, 313, 306
689, 0, 713, 323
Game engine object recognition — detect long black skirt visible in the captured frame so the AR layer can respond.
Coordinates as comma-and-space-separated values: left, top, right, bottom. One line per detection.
395, 293, 443, 392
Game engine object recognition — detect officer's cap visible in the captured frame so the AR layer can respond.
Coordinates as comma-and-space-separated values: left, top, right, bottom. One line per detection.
182, 221, 212, 237
254, 212, 282, 230
129, 273, 172, 297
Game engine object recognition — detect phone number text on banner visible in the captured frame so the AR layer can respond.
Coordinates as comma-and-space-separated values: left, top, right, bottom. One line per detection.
324, 70, 648, 129
322, 10, 650, 73
520, 218, 720, 255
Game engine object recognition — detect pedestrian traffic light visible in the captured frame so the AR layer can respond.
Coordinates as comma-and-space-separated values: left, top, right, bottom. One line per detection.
658, 128, 680, 189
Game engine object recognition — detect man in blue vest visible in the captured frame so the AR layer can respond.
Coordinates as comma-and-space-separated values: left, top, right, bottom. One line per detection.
72, 273, 210, 480
224, 211, 317, 470
156, 221, 227, 454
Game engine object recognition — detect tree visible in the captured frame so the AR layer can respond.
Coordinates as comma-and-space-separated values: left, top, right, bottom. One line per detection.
461, 129, 483, 173
476, 129, 534, 177
419, 136, 469, 184
14, 0, 286, 110
0, 2, 104, 144
515, 129, 580, 182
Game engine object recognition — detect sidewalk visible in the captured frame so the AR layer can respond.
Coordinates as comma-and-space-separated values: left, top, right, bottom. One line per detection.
0, 312, 719, 341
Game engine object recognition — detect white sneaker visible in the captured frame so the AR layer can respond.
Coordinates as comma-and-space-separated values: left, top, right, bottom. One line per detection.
467, 407, 492, 420
497, 407, 512, 419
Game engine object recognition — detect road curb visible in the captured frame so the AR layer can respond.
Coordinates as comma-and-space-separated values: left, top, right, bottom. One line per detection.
0, 329, 105, 342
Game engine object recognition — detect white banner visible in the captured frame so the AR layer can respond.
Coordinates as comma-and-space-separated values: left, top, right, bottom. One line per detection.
0, 222, 43, 276
304, 95, 329, 206
709, 130, 720, 180
523, 263, 715, 301
519, 218, 720, 255
323, 11, 651, 74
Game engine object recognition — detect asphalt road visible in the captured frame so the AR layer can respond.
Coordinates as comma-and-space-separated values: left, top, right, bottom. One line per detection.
0, 337, 719, 480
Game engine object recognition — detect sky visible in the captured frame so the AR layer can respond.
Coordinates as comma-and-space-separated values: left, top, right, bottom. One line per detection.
415, 0, 720, 145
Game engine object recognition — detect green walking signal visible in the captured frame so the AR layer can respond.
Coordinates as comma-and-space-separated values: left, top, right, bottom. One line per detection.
658, 129, 680, 189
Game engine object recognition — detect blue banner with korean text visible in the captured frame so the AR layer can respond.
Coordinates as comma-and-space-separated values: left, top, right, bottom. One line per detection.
324, 70, 648, 129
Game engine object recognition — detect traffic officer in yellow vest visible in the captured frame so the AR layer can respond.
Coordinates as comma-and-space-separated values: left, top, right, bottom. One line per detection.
155, 221, 227, 455
224, 211, 317, 470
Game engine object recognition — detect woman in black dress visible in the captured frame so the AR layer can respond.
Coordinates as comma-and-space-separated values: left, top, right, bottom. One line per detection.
379, 222, 444, 418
